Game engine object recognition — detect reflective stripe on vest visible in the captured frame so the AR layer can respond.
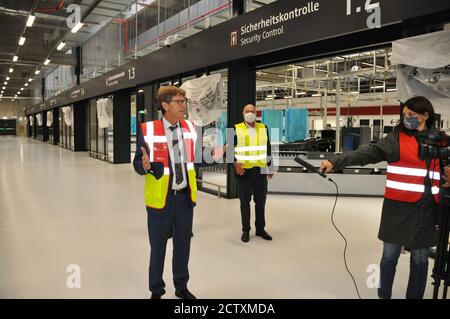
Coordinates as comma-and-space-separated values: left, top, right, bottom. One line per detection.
386, 165, 440, 180
386, 180, 439, 194
234, 122, 268, 169
141, 119, 197, 210
385, 131, 440, 203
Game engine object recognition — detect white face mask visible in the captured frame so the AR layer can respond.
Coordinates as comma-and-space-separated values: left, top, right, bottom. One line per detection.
244, 112, 256, 123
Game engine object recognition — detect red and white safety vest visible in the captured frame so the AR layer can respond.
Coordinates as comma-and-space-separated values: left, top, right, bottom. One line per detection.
140, 119, 197, 210
385, 131, 440, 203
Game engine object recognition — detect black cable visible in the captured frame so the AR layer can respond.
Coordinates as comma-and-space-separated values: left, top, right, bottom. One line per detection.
329, 179, 362, 299
293, 156, 362, 298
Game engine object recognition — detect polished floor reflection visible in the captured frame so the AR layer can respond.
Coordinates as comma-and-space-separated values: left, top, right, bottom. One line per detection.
0, 137, 434, 299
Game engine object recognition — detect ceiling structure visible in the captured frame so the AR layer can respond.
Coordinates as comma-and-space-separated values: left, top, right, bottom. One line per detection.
0, 1, 404, 107
0, 0, 136, 102
0, 0, 236, 103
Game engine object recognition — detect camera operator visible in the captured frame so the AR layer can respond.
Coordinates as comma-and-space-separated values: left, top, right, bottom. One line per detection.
320, 96, 450, 299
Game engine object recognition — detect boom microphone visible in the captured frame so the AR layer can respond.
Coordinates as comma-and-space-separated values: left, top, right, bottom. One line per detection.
294, 156, 333, 182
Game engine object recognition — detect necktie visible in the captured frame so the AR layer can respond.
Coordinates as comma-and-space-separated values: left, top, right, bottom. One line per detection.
169, 125, 183, 185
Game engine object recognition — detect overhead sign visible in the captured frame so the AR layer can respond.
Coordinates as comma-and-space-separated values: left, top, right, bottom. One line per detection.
70, 87, 85, 99
26, 0, 450, 114
234, 1, 320, 48
105, 71, 125, 87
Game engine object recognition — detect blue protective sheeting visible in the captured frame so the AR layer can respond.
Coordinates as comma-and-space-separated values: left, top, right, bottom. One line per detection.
285, 108, 308, 142
261, 109, 283, 143
130, 116, 136, 134
216, 111, 227, 145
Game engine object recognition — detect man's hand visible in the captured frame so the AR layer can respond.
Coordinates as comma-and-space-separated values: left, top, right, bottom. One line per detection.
320, 160, 334, 173
234, 162, 245, 176
212, 144, 226, 161
443, 166, 450, 188
141, 146, 151, 171
267, 174, 274, 180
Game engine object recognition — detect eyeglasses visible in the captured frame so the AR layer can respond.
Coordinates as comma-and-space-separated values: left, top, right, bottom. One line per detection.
169, 99, 188, 106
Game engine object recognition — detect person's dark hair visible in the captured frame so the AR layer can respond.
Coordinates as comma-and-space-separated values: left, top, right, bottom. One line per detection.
399, 96, 435, 131
157, 86, 186, 115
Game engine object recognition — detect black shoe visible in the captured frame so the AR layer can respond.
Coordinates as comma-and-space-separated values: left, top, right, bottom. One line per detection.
175, 289, 197, 299
150, 293, 161, 299
256, 230, 272, 241
241, 232, 250, 243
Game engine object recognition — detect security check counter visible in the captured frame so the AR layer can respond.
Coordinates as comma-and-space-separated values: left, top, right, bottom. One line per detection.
269, 152, 387, 197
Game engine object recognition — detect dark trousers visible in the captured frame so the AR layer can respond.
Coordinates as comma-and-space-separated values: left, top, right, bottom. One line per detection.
378, 242, 430, 299
146, 191, 193, 295
237, 167, 268, 233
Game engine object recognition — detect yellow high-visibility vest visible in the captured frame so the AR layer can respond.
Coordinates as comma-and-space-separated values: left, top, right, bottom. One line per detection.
141, 119, 197, 210
234, 122, 268, 169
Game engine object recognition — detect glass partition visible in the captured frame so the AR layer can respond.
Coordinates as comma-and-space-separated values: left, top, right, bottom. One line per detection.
106, 96, 114, 163
45, 66, 77, 99
184, 69, 228, 195
59, 105, 74, 150
245, 0, 279, 12
89, 99, 98, 155
131, 93, 137, 159
98, 121, 106, 156
47, 111, 54, 144
255, 48, 398, 154
90, 96, 114, 161
79, 0, 232, 83
59, 108, 63, 147
36, 112, 43, 141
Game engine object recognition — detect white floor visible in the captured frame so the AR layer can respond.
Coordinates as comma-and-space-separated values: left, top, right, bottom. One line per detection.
0, 137, 435, 299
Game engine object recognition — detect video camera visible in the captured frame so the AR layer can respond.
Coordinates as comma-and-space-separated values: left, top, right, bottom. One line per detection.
417, 130, 450, 162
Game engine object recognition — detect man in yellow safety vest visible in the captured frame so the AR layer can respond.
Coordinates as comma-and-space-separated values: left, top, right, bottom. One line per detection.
234, 104, 274, 243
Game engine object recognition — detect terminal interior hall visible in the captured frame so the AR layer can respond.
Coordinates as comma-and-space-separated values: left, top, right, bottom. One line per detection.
1, 0, 450, 299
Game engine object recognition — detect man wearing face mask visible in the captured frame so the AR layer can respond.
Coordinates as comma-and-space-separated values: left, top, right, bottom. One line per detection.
234, 104, 273, 243
320, 96, 450, 299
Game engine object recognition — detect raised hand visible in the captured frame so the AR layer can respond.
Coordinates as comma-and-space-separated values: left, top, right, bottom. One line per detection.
212, 145, 226, 161
141, 146, 151, 171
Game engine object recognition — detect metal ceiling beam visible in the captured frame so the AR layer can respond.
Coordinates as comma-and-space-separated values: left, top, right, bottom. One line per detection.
88, 12, 117, 18
0, 7, 30, 17
103, 0, 133, 6
0, 59, 41, 67
33, 22, 70, 31
35, 12, 68, 21
82, 0, 103, 21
